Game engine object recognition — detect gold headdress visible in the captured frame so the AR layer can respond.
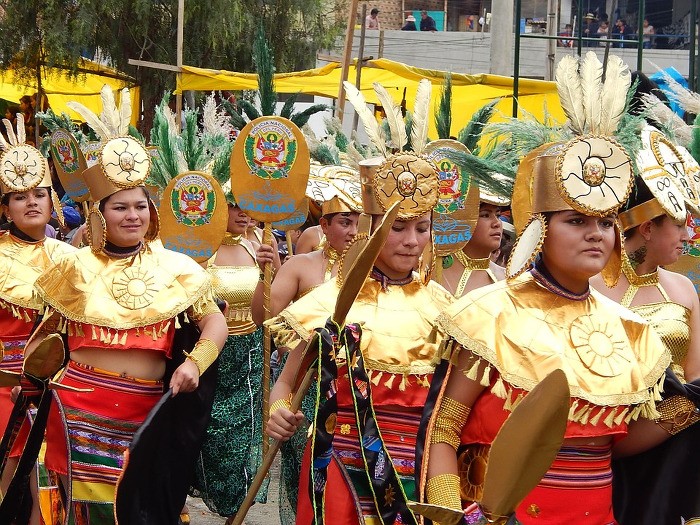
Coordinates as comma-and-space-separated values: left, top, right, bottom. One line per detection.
507, 52, 635, 285
307, 165, 363, 216
618, 126, 694, 230
65, 85, 157, 253
0, 116, 64, 225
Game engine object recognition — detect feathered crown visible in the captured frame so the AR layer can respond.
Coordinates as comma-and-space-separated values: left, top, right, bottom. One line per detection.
66, 85, 150, 203
343, 79, 439, 220
505, 52, 636, 283
0, 116, 53, 194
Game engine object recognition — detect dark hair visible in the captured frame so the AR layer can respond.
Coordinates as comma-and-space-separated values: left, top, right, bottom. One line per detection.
1, 186, 52, 206
371, 8, 379, 15
629, 71, 668, 117
98, 187, 150, 213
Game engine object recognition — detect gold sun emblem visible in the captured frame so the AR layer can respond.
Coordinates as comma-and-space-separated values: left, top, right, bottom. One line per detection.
570, 315, 631, 377
112, 267, 159, 310
101, 137, 150, 188
384, 485, 396, 507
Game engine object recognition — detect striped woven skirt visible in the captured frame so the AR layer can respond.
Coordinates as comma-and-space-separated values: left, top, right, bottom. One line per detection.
45, 360, 162, 524
516, 444, 616, 524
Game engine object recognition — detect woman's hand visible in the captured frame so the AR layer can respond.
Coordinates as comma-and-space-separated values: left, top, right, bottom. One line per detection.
10, 385, 20, 403
256, 243, 276, 268
267, 407, 304, 441
170, 359, 200, 396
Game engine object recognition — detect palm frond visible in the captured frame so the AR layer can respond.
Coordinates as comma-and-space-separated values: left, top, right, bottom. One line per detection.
435, 73, 452, 139
220, 99, 248, 130
238, 100, 261, 121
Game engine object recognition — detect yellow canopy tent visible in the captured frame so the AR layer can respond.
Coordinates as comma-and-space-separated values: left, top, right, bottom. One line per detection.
177, 57, 565, 137
0, 59, 139, 124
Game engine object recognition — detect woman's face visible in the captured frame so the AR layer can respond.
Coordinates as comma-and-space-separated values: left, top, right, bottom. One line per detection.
227, 205, 250, 235
102, 187, 150, 247
645, 214, 689, 266
465, 203, 502, 257
541, 210, 616, 292
374, 211, 431, 279
4, 188, 52, 234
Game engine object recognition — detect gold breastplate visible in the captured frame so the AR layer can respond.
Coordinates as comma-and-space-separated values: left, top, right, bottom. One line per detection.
208, 265, 259, 335
631, 302, 690, 382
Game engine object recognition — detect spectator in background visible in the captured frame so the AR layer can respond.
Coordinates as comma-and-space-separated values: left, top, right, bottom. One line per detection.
583, 13, 599, 46
420, 10, 437, 31
558, 23, 573, 47
642, 18, 655, 48
365, 8, 380, 30
597, 21, 610, 45
402, 15, 417, 31
612, 18, 633, 48
60, 206, 83, 244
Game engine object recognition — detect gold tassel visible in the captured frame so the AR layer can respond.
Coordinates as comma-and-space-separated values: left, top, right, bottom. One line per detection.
370, 371, 382, 386
151, 326, 158, 340
579, 407, 592, 425
120, 332, 127, 345
603, 408, 617, 428
22, 310, 31, 323
480, 363, 491, 387
174, 316, 181, 329
627, 404, 642, 423
399, 375, 408, 391
511, 393, 524, 410
589, 407, 604, 426
77, 324, 84, 337
614, 408, 628, 426
503, 389, 514, 412
384, 374, 396, 389
573, 402, 589, 422
464, 359, 481, 382
91, 325, 97, 340
640, 399, 660, 420
67, 323, 74, 337
491, 376, 508, 400
111, 331, 120, 345
163, 320, 171, 333
568, 399, 580, 420
652, 382, 663, 402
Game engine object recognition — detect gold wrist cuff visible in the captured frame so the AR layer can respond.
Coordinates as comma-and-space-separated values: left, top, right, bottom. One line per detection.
183, 338, 219, 375
431, 397, 471, 451
270, 394, 292, 414
654, 395, 700, 435
426, 473, 462, 511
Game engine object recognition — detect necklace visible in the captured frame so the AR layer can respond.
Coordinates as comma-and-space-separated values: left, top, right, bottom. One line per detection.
103, 241, 144, 259
530, 258, 590, 301
322, 244, 342, 282
222, 233, 243, 246
370, 267, 413, 290
620, 251, 661, 307
453, 251, 492, 297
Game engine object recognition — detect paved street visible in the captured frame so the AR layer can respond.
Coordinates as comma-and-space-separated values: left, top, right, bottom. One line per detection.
186, 459, 282, 525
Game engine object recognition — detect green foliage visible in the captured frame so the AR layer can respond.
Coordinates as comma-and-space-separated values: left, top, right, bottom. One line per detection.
290, 104, 329, 128
238, 100, 261, 121
457, 100, 499, 153
443, 148, 515, 199
254, 27, 277, 117
334, 129, 349, 152
181, 109, 205, 170
279, 93, 300, 119
221, 100, 248, 130
435, 73, 452, 139
692, 114, 700, 164
311, 143, 340, 165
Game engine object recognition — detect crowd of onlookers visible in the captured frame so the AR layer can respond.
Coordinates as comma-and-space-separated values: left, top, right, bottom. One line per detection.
558, 14, 657, 49
2, 93, 38, 145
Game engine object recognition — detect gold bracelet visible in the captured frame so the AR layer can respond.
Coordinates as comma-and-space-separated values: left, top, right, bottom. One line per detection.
270, 394, 292, 414
426, 473, 462, 511
183, 338, 219, 375
431, 397, 471, 451
654, 395, 700, 435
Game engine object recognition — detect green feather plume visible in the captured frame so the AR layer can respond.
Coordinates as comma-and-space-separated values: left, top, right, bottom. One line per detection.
254, 27, 277, 117
280, 93, 300, 119
435, 73, 452, 139
238, 99, 261, 121
311, 143, 341, 165
692, 114, 700, 164
221, 99, 248, 130
457, 100, 499, 153
181, 109, 205, 170
443, 149, 515, 199
147, 97, 181, 188
290, 104, 330, 128
334, 130, 349, 152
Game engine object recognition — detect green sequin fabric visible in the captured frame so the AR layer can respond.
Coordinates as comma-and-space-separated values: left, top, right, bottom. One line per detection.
191, 328, 269, 516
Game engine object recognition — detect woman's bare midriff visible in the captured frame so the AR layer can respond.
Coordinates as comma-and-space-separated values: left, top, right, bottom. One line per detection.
70, 347, 166, 380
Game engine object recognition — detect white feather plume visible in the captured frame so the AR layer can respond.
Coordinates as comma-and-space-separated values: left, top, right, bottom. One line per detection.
373, 83, 407, 151
2, 118, 17, 146
66, 101, 111, 141
100, 85, 120, 137
555, 55, 586, 135
640, 93, 692, 147
301, 123, 321, 151
411, 79, 432, 155
599, 55, 630, 135
119, 88, 132, 135
345, 142, 366, 166
15, 115, 25, 145
0, 127, 8, 151
343, 81, 387, 157
580, 52, 603, 134
650, 63, 700, 116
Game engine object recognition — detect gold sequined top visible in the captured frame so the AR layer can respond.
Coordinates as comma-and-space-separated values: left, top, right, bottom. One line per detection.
621, 255, 691, 382
267, 275, 453, 382
208, 242, 259, 336
436, 272, 670, 424
35, 241, 218, 330
0, 231, 76, 315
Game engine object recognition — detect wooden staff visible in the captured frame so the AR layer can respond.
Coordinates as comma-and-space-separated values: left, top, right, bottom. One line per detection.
261, 222, 273, 456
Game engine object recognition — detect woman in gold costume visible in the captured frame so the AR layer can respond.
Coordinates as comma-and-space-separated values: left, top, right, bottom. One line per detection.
191, 202, 273, 521
28, 90, 228, 524
593, 126, 700, 525
421, 54, 688, 524
0, 117, 75, 523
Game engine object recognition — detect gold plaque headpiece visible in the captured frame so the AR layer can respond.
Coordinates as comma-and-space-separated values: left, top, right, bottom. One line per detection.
507, 52, 634, 284
619, 126, 693, 230
65, 85, 157, 253
307, 165, 363, 216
